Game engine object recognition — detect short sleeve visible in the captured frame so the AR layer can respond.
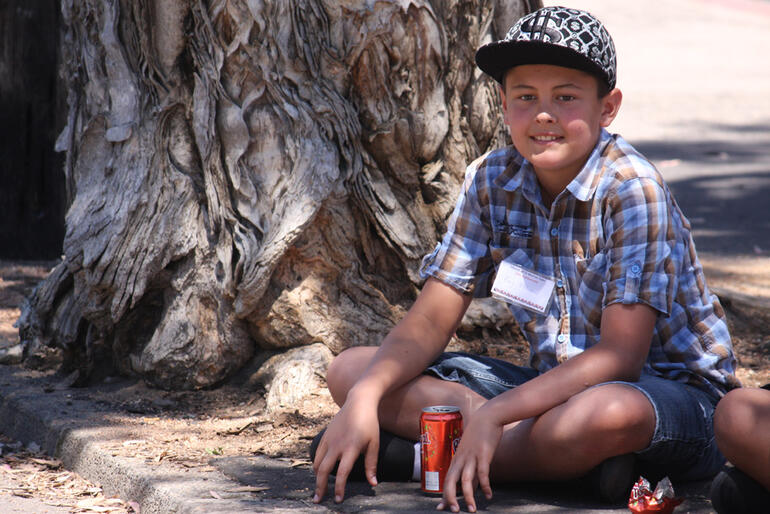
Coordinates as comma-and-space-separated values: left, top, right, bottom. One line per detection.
602, 177, 675, 315
419, 163, 494, 296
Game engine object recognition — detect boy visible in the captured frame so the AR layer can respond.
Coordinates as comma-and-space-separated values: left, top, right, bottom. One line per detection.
311, 6, 739, 512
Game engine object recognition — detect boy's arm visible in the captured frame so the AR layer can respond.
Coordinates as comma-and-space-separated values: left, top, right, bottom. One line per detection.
440, 301, 657, 513
313, 277, 473, 504
487, 301, 657, 418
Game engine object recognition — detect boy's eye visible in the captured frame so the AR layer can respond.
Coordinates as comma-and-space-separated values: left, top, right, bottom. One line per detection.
557, 95, 576, 101
518, 94, 535, 101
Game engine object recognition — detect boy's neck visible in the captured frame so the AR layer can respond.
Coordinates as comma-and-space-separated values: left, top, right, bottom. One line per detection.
534, 168, 577, 209
539, 185, 557, 209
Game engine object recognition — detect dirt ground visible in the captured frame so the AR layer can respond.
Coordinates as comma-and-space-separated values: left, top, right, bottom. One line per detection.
0, 258, 768, 511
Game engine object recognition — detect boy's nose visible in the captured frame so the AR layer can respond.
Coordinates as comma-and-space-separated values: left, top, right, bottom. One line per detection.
535, 110, 556, 123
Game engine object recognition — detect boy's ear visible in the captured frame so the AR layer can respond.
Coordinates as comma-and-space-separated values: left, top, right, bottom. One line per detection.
600, 88, 623, 127
499, 84, 507, 110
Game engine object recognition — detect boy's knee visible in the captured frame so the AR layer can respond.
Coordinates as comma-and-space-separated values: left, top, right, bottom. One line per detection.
326, 346, 376, 405
569, 385, 654, 447
598, 391, 652, 438
714, 388, 756, 442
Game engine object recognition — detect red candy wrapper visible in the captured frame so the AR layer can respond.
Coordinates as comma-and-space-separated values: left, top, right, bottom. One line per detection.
628, 476, 683, 513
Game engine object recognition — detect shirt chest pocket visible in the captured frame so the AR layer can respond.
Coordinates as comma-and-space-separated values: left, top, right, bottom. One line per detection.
491, 223, 534, 255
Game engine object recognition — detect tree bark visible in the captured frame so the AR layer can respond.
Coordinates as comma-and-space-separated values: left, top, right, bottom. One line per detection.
19, 0, 539, 390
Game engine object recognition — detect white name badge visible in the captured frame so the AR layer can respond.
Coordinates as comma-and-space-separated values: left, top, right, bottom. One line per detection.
491, 261, 555, 314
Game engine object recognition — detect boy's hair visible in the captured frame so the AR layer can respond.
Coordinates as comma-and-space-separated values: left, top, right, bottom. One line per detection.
477, 6, 616, 92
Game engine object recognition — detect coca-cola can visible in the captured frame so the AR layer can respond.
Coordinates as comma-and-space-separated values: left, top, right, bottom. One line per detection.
420, 405, 463, 493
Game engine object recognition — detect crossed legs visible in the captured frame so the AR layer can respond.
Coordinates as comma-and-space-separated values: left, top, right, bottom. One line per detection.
326, 346, 655, 483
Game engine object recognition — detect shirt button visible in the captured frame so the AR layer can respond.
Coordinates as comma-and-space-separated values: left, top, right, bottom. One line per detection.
631, 263, 642, 274
550, 227, 559, 237
557, 334, 566, 343
557, 279, 564, 288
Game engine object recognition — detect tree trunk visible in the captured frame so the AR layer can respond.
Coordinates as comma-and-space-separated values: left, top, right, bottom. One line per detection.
19, 0, 539, 390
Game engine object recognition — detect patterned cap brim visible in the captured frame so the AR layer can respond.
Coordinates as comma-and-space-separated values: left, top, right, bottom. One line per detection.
475, 39, 614, 88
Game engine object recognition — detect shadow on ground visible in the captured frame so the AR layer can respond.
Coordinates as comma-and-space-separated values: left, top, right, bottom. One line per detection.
214, 455, 714, 513
630, 121, 770, 256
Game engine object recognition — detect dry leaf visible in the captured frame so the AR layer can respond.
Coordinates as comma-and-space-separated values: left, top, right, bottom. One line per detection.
79, 506, 116, 513
30, 457, 61, 468
209, 490, 223, 499
227, 485, 269, 492
98, 498, 126, 506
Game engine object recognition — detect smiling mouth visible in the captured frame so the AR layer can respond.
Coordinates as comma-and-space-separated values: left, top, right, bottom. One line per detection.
531, 135, 561, 142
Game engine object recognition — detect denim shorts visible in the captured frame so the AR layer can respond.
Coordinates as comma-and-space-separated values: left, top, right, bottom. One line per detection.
425, 351, 725, 481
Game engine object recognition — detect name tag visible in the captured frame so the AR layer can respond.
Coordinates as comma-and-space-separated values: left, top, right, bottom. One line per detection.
491, 261, 555, 314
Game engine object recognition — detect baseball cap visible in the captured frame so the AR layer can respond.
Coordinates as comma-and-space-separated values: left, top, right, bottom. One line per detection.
475, 6, 617, 89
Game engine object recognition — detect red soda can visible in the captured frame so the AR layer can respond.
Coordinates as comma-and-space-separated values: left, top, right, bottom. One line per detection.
420, 405, 463, 493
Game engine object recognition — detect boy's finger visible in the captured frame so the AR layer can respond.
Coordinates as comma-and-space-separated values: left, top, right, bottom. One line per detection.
313, 454, 333, 503
311, 436, 328, 474
476, 465, 493, 500
332, 451, 358, 503
461, 464, 477, 513
440, 470, 460, 512
363, 438, 379, 486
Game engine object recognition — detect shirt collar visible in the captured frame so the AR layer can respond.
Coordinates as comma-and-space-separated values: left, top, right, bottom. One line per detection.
566, 129, 613, 202
492, 147, 526, 193
493, 129, 614, 202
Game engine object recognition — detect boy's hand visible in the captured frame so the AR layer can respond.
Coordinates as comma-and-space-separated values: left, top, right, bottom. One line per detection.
437, 412, 502, 513
312, 397, 380, 504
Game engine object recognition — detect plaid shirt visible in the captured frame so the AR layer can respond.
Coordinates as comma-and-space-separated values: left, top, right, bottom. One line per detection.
420, 130, 739, 397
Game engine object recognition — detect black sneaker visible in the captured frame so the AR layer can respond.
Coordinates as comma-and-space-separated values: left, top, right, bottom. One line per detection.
585, 453, 637, 505
308, 427, 415, 482
710, 466, 770, 514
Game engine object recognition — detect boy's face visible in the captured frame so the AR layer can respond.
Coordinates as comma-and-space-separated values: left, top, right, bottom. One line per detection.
501, 65, 622, 190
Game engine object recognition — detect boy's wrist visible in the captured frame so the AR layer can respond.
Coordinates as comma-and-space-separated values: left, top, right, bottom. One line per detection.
476, 397, 507, 427
346, 380, 385, 407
